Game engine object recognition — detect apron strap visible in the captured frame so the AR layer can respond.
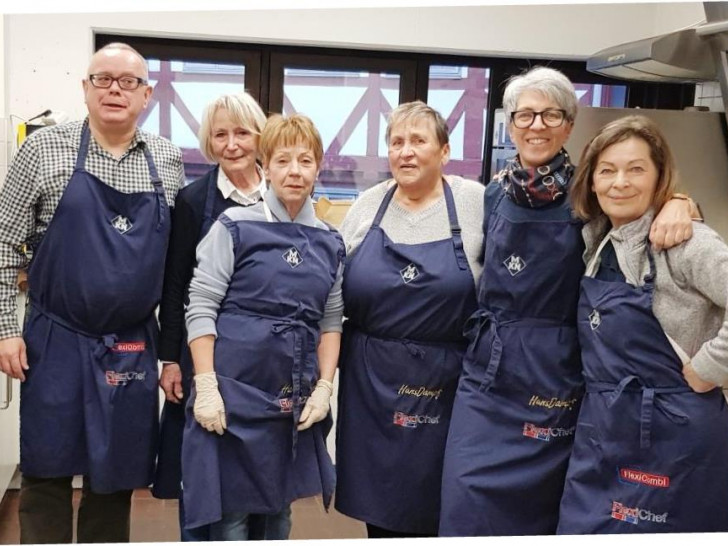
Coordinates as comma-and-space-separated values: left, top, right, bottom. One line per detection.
442, 180, 469, 271
587, 377, 691, 450
75, 121, 92, 171
269, 307, 319, 459
140, 144, 167, 230
201, 167, 222, 236
29, 300, 119, 358
463, 309, 503, 392
371, 179, 469, 269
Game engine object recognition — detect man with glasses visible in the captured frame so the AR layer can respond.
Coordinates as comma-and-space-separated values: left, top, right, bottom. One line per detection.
0, 42, 183, 543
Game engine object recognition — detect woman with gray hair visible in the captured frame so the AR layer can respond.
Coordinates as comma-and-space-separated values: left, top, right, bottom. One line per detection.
153, 91, 267, 541
439, 67, 694, 536
335, 100, 485, 537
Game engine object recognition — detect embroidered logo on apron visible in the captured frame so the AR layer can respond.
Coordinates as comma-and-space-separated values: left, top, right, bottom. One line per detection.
503, 254, 526, 276
111, 341, 146, 353
282, 247, 303, 268
105, 370, 147, 386
522, 422, 575, 441
611, 501, 668, 525
392, 411, 440, 428
589, 309, 602, 330
617, 468, 670, 488
400, 263, 420, 284
111, 215, 133, 234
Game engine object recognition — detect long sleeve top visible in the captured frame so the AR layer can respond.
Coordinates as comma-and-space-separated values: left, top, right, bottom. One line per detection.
186, 190, 344, 343
583, 210, 728, 387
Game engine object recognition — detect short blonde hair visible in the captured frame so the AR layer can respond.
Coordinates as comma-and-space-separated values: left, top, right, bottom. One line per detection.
259, 114, 324, 167
570, 115, 678, 221
385, 101, 449, 147
198, 92, 267, 163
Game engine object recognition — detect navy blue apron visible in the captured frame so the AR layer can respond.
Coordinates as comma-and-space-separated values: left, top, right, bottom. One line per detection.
439, 190, 584, 536
557, 242, 728, 534
335, 180, 476, 535
153, 169, 237, 500
20, 122, 170, 493
181, 213, 343, 529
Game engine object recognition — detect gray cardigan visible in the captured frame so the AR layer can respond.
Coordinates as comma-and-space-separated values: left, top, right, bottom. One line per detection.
186, 190, 344, 342
339, 175, 485, 284
583, 210, 728, 387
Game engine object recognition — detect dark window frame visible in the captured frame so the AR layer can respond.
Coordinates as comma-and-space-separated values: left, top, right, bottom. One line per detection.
96, 33, 695, 185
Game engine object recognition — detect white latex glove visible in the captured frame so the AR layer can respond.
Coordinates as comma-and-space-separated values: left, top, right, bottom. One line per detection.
297, 379, 334, 431
193, 372, 227, 435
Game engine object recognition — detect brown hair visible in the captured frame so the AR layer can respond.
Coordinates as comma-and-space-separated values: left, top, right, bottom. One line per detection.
259, 114, 324, 167
570, 115, 677, 221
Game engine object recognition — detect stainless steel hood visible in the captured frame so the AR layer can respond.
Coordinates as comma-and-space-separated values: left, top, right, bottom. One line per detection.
586, 28, 716, 83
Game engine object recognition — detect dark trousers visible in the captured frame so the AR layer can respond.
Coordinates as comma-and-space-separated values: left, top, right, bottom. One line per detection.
365, 523, 434, 539
19, 475, 133, 543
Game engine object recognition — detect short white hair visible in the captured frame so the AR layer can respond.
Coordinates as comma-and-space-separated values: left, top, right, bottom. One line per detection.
502, 66, 578, 123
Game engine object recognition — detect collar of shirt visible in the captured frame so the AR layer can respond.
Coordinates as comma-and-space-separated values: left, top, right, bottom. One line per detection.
263, 188, 318, 227
78, 117, 147, 159
217, 164, 266, 205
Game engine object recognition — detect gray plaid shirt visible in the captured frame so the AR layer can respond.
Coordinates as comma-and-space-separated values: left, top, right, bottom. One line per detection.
0, 119, 184, 339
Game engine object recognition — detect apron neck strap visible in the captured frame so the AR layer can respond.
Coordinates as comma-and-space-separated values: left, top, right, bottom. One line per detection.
75, 122, 92, 171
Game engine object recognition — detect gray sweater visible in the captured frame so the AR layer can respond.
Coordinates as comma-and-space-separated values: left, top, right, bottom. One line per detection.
186, 190, 344, 342
339, 175, 485, 284
583, 210, 728, 387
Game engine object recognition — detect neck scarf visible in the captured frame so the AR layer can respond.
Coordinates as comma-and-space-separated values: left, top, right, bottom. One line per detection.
494, 148, 574, 208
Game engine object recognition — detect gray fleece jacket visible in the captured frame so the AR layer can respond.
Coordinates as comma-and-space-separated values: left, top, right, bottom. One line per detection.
583, 209, 728, 387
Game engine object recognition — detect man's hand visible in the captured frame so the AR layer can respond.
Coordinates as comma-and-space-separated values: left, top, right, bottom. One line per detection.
0, 337, 28, 381
159, 362, 184, 403
649, 197, 693, 251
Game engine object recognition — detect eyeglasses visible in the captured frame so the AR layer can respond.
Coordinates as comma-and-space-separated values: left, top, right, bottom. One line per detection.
88, 74, 148, 91
510, 109, 567, 129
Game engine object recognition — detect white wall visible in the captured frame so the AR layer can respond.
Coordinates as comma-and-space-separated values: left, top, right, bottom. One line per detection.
3, 3, 706, 121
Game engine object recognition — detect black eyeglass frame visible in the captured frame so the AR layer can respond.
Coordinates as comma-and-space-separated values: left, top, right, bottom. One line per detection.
88, 74, 149, 90
510, 109, 569, 129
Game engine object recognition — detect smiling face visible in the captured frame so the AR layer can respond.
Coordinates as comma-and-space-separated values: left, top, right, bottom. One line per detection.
265, 142, 319, 217
210, 108, 259, 185
83, 48, 152, 133
508, 89, 573, 168
591, 137, 659, 228
387, 117, 450, 190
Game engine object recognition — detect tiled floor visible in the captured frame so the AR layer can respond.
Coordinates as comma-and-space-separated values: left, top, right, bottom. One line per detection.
0, 488, 366, 543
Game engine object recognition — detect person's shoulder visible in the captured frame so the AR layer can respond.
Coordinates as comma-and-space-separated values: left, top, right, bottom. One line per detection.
669, 221, 727, 260
447, 175, 485, 198
138, 129, 182, 157
24, 120, 82, 149
219, 202, 266, 223
177, 169, 216, 203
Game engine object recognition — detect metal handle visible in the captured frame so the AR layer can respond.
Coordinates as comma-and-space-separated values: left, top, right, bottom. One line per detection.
0, 375, 11, 410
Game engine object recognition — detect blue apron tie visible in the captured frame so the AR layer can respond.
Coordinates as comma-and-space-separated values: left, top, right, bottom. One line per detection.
30, 300, 120, 359
588, 377, 690, 449
269, 306, 318, 458
463, 309, 503, 392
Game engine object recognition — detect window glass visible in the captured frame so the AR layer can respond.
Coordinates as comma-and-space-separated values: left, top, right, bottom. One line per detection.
140, 59, 247, 183
427, 65, 490, 183
282, 68, 401, 199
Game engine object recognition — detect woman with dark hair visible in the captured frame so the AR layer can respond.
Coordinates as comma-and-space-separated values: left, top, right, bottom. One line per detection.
439, 68, 696, 536
558, 115, 728, 534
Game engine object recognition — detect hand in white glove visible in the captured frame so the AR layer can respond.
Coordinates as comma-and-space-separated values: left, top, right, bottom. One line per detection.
297, 379, 334, 431
193, 372, 227, 435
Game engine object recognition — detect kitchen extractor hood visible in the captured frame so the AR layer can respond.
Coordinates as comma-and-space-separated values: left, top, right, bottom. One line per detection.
586, 28, 716, 83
